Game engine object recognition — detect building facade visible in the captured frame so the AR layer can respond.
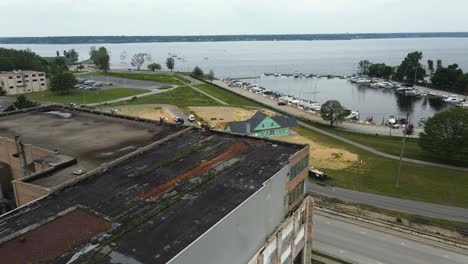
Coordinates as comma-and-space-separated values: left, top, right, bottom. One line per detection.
225, 111, 298, 138
0, 71, 48, 95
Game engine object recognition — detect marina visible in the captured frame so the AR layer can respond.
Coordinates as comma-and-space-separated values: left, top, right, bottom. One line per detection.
224, 73, 466, 127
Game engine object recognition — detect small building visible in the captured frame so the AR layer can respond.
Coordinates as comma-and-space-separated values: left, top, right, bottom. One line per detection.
225, 111, 298, 138
0, 71, 48, 96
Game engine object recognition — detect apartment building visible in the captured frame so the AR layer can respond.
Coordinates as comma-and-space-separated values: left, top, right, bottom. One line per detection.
0, 71, 48, 95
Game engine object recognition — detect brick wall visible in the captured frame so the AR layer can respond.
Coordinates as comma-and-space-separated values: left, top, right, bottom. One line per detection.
12, 180, 51, 206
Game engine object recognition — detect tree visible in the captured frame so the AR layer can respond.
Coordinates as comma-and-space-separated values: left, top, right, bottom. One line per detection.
0, 48, 48, 72
147, 63, 161, 71
65, 49, 79, 65
207, 70, 215, 83
131, 53, 147, 70
166, 57, 175, 72
77, 64, 85, 72
431, 63, 463, 91
120, 51, 128, 64
395, 51, 426, 84
56, 51, 60, 57
358, 60, 370, 75
4, 95, 39, 112
192, 66, 204, 78
419, 108, 468, 161
89, 46, 98, 63
95, 47, 110, 72
458, 73, 468, 96
320, 100, 347, 127
49, 71, 77, 95
436, 59, 443, 70
49, 57, 69, 74
427, 59, 434, 78
368, 63, 394, 79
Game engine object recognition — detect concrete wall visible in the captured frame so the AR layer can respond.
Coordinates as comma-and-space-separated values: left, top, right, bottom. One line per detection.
12, 180, 50, 207
167, 165, 290, 264
0, 138, 53, 180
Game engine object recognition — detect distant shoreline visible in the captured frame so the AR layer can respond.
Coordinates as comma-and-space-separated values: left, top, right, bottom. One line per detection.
1, 32, 468, 45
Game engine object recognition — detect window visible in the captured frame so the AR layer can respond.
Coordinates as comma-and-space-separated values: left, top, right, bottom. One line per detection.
17, 80, 22, 84
271, 123, 274, 126
32, 74, 36, 77
33, 79, 38, 82
9, 86, 14, 89
288, 181, 305, 206
24, 75, 29, 78
270, 130, 275, 135
40, 78, 44, 81
41, 83, 45, 86
17, 75, 21, 78
38, 73, 44, 76
289, 155, 309, 180
8, 76, 13, 79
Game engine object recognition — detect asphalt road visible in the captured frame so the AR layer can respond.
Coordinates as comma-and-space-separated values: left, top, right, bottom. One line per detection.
0, 97, 15, 112
314, 213, 468, 264
310, 182, 468, 222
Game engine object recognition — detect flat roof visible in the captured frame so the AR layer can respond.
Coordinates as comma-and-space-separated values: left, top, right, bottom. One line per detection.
0, 122, 304, 263
0, 106, 182, 187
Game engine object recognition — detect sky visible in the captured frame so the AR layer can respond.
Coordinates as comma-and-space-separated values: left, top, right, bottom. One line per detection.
1, 0, 467, 37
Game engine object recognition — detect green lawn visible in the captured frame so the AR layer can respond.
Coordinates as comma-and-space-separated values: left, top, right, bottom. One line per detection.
109, 86, 221, 110
309, 122, 468, 167
297, 126, 468, 208
22, 88, 148, 104
81, 72, 188, 85
194, 83, 264, 108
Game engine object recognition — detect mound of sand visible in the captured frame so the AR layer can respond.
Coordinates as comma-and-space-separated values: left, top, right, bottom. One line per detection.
115, 107, 175, 122
275, 133, 359, 170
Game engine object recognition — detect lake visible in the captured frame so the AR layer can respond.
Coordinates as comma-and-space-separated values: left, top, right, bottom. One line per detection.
2, 38, 467, 121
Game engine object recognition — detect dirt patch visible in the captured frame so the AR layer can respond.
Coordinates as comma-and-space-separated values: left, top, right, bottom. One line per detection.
116, 106, 175, 121
189, 106, 274, 129
137, 141, 249, 201
275, 133, 359, 170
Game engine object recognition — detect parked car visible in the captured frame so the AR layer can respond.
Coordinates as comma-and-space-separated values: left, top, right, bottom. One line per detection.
73, 169, 85, 175
309, 167, 327, 181
174, 117, 184, 124
188, 114, 196, 122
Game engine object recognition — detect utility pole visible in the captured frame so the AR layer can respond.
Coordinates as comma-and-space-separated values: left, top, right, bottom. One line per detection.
395, 112, 410, 188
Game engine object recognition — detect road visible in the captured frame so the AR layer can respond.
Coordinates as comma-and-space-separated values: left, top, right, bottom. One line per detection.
310, 182, 468, 222
0, 97, 14, 112
314, 213, 468, 264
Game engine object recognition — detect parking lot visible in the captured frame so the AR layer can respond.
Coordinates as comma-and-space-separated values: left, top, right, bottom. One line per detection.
78, 76, 169, 91
0, 97, 15, 112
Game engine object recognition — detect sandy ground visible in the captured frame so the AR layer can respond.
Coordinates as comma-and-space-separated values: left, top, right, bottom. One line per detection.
276, 132, 359, 170
189, 106, 274, 129
117, 107, 175, 121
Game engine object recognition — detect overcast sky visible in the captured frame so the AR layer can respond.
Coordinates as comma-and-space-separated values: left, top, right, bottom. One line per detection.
1, 0, 467, 37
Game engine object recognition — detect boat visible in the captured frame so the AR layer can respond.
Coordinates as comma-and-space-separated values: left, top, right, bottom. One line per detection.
442, 96, 464, 104
344, 110, 360, 121
387, 115, 397, 125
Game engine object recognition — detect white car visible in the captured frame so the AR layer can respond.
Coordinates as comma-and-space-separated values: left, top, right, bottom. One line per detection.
73, 169, 85, 175
188, 114, 196, 122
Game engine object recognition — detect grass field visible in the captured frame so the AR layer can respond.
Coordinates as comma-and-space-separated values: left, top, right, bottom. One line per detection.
110, 86, 221, 110
310, 122, 468, 167
194, 83, 264, 108
297, 126, 468, 208
81, 72, 189, 85
22, 88, 148, 104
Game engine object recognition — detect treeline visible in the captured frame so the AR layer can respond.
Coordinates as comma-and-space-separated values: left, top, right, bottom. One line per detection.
0, 48, 49, 72
2, 32, 468, 44
358, 51, 468, 94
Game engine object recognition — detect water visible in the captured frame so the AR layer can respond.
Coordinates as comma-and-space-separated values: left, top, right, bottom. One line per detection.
2, 38, 467, 121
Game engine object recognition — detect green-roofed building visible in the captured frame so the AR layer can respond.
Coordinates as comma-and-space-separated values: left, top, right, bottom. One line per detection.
225, 111, 297, 138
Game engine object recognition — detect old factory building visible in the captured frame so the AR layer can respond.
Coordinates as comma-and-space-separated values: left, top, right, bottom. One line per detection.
0, 106, 314, 264
0, 71, 48, 96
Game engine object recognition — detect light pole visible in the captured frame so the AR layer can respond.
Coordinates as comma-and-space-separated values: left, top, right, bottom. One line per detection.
395, 112, 410, 188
